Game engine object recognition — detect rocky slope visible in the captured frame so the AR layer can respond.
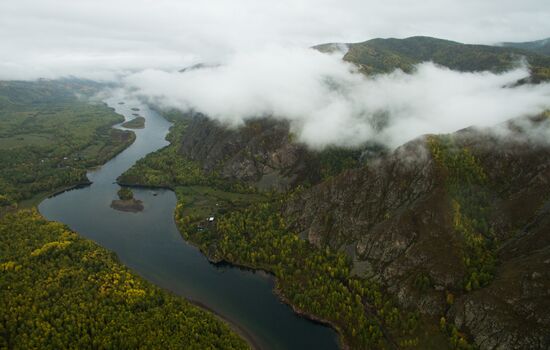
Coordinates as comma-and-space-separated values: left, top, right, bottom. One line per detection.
175, 116, 322, 191
284, 116, 550, 349
159, 37, 550, 348
170, 111, 550, 348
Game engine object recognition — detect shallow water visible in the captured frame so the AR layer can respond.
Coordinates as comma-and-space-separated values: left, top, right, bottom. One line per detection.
39, 98, 339, 350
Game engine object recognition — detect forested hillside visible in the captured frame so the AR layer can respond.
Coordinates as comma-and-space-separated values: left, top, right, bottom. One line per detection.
316, 36, 550, 81
121, 105, 550, 349
502, 38, 550, 56
285, 114, 550, 349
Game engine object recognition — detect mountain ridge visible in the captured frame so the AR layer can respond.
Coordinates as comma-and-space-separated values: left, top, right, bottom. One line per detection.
314, 36, 550, 81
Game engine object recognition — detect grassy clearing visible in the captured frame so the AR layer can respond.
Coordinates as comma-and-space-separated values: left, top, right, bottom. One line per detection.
174, 185, 265, 219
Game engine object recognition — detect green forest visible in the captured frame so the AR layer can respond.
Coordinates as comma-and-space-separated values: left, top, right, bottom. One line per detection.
0, 210, 248, 350
343, 36, 550, 81
0, 80, 249, 349
428, 135, 496, 292
118, 122, 208, 188
121, 116, 145, 129
177, 200, 437, 349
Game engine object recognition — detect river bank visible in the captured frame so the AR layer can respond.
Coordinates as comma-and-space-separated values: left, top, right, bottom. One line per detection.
169, 213, 346, 349
39, 98, 339, 350
189, 299, 261, 350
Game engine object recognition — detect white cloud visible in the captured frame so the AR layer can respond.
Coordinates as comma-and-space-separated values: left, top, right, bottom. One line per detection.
1, 0, 549, 80
123, 47, 550, 149
1, 0, 549, 149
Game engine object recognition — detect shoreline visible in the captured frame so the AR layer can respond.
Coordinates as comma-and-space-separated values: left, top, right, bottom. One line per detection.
32, 103, 268, 350
188, 299, 262, 350
212, 257, 346, 349
48, 181, 93, 198
117, 180, 346, 349
34, 118, 137, 205
176, 215, 346, 349
94, 106, 344, 349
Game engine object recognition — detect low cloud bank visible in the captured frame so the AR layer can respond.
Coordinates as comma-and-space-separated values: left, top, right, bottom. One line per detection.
123, 47, 550, 149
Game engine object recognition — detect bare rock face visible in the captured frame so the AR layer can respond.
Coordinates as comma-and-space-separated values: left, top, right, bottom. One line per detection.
174, 112, 550, 348
177, 117, 318, 191
284, 121, 550, 349
285, 138, 465, 316
449, 247, 550, 350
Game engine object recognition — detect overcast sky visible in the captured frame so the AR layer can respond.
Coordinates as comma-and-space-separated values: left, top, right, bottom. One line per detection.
1, 0, 549, 80
2, 0, 549, 149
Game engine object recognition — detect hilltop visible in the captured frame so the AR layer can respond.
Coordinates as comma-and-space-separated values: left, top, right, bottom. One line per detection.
502, 37, 550, 56
315, 36, 550, 81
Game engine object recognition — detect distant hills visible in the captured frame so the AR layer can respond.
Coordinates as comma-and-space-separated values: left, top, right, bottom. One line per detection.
502, 38, 550, 56
315, 36, 550, 82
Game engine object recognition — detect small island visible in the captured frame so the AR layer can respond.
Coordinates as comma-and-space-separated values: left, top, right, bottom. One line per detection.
110, 187, 144, 212
121, 116, 145, 129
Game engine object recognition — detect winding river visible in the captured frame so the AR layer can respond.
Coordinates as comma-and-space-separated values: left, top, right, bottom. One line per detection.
38, 98, 339, 350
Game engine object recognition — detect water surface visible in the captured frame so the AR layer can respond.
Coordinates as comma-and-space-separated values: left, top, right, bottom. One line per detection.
39, 99, 339, 350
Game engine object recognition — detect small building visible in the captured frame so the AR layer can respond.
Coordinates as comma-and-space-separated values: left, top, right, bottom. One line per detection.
208, 216, 215, 222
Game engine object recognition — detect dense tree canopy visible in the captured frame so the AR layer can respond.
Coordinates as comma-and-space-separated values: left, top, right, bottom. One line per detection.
0, 210, 249, 350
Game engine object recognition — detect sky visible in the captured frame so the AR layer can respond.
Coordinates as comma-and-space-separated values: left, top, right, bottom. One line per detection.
1, 0, 549, 80
1, 0, 550, 148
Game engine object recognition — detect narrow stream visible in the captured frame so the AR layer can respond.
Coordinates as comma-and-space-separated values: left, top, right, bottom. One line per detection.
38, 97, 339, 350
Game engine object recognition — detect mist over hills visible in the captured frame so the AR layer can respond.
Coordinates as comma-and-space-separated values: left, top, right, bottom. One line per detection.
502, 37, 550, 56
2, 24, 550, 349
116, 35, 550, 349
316, 36, 550, 80
126, 36, 550, 151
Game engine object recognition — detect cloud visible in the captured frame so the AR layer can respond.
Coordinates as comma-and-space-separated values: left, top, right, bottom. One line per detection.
1, 1, 549, 149
123, 46, 550, 149
1, 0, 550, 80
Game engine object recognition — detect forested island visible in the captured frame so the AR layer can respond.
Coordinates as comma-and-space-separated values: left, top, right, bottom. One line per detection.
110, 187, 144, 212
121, 116, 145, 129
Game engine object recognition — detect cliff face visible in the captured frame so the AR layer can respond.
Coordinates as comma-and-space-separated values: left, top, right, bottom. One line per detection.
177, 116, 319, 191
284, 120, 550, 349
173, 111, 550, 348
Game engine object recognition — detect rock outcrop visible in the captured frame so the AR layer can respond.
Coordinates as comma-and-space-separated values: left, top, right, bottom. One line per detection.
177, 117, 320, 191
172, 110, 550, 348
285, 119, 550, 349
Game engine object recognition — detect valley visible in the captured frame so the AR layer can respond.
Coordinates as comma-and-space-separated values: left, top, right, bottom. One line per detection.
1, 34, 550, 350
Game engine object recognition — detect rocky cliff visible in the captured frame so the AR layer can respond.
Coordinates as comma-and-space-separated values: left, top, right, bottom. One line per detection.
284, 116, 550, 349
176, 116, 336, 190
165, 109, 550, 348
173, 111, 550, 348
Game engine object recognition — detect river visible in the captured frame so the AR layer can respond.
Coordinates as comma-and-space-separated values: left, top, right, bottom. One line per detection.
38, 97, 339, 350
